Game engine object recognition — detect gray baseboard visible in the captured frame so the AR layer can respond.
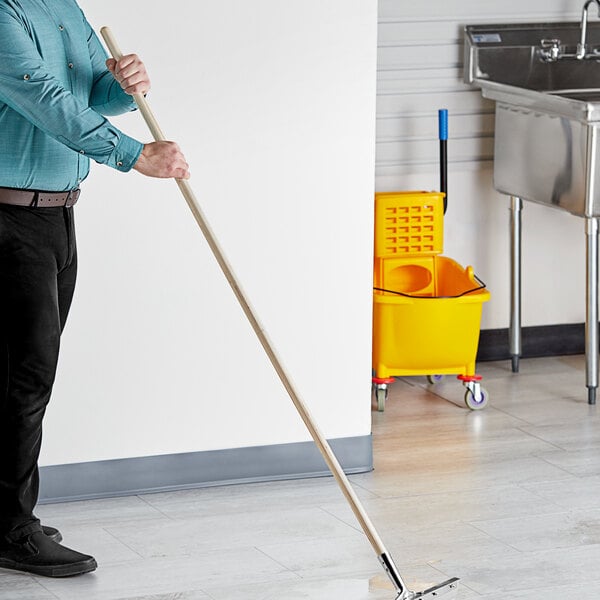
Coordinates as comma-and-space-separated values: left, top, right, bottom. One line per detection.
39, 435, 373, 504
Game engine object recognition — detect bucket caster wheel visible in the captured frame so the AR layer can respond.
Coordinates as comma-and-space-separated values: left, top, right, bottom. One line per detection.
375, 386, 388, 412
372, 377, 394, 412
458, 375, 488, 410
464, 385, 489, 410
427, 374, 443, 385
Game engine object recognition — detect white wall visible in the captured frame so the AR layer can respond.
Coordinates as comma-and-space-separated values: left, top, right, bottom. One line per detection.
377, 0, 587, 330
40, 1, 378, 466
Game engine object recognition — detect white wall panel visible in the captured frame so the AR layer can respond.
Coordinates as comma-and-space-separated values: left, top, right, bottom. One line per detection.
39, 0, 378, 466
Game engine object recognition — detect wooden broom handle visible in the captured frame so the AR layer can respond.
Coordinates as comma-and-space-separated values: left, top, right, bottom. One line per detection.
99, 26, 390, 560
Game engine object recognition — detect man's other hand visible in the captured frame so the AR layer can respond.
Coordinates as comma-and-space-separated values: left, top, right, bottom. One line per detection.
133, 141, 190, 180
106, 54, 150, 96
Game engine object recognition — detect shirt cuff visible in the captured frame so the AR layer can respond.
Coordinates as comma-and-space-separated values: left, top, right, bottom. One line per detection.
106, 133, 144, 173
107, 133, 144, 172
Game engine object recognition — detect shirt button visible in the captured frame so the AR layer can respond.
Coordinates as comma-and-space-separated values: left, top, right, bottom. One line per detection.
117, 161, 123, 167
79, 150, 85, 154
23, 74, 30, 80
68, 63, 74, 69
58, 25, 64, 31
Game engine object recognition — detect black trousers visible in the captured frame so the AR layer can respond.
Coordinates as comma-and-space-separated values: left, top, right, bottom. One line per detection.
0, 205, 77, 540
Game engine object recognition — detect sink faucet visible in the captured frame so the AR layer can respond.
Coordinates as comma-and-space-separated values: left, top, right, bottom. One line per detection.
577, 0, 600, 59
539, 38, 561, 61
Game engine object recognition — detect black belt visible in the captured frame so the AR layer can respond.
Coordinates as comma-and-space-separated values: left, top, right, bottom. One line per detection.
0, 187, 80, 208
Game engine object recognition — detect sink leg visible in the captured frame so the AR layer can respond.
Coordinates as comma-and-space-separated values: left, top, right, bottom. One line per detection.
586, 217, 599, 405
589, 387, 597, 405
509, 196, 523, 373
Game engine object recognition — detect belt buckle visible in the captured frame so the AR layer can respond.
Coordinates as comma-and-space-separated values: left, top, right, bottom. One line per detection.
65, 188, 80, 208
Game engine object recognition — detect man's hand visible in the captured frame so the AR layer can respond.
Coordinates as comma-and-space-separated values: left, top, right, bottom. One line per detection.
133, 141, 190, 180
106, 54, 150, 96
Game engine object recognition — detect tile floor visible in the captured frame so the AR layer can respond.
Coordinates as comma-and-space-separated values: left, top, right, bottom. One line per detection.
2, 355, 600, 599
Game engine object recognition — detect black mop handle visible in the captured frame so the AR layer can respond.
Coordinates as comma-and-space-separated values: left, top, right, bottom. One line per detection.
439, 108, 448, 213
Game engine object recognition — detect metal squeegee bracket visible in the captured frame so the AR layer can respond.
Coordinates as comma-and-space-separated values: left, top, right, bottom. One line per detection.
410, 577, 460, 599
99, 26, 460, 600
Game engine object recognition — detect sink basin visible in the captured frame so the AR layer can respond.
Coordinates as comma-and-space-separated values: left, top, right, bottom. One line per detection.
466, 24, 600, 87
465, 21, 600, 216
466, 22, 600, 121
472, 46, 600, 92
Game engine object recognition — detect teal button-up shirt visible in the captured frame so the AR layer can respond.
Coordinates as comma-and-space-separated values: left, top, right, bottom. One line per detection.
0, 0, 144, 191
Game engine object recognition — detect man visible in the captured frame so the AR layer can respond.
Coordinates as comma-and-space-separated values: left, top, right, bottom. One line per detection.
0, 0, 189, 577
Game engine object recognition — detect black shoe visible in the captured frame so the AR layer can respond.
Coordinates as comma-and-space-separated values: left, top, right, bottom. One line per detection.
0, 531, 97, 577
42, 526, 62, 544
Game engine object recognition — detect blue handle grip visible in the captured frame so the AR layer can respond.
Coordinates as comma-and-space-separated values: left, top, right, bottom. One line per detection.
438, 109, 448, 141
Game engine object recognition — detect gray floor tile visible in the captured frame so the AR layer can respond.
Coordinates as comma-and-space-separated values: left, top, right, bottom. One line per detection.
533, 448, 600, 477
433, 543, 600, 595
478, 581, 600, 600
55, 525, 142, 565
105, 506, 364, 558
519, 419, 600, 451
35, 549, 295, 600
205, 573, 393, 600
205, 567, 461, 600
256, 535, 380, 578
322, 484, 562, 529
1, 355, 597, 599
0, 572, 58, 599
522, 474, 600, 509
36, 495, 169, 528
471, 508, 600, 551
113, 591, 210, 600
116, 592, 211, 600
139, 477, 376, 520
350, 455, 573, 498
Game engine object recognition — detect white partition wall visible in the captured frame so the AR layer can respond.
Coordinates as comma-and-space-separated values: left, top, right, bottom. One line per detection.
39, 0, 378, 498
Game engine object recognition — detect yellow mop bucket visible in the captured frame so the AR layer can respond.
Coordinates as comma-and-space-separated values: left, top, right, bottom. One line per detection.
372, 256, 490, 378
371, 185, 490, 411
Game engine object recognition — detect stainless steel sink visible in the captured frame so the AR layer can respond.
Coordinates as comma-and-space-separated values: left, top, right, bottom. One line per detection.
465, 19, 600, 404
465, 22, 600, 217
465, 22, 600, 94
